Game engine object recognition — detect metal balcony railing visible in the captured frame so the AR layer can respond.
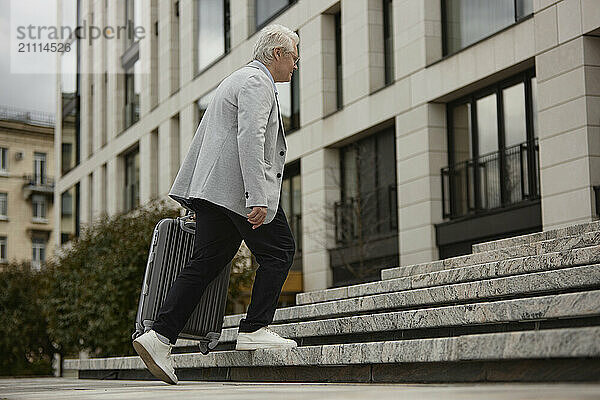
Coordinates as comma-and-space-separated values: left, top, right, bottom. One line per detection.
441, 139, 540, 219
334, 184, 397, 246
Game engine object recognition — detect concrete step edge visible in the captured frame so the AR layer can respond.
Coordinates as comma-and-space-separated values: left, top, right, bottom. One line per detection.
64, 326, 600, 370
296, 245, 600, 307
378, 231, 600, 281
472, 220, 600, 254
173, 289, 600, 347
221, 262, 600, 330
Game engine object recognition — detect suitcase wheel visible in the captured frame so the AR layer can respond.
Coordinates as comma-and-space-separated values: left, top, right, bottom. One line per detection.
198, 341, 210, 355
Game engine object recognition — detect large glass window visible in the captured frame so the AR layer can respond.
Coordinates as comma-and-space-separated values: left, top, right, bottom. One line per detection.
61, 101, 79, 175
274, 33, 300, 133
61, 0, 80, 176
126, 0, 142, 46
124, 59, 141, 129
338, 127, 397, 244
61, 183, 80, 244
443, 0, 534, 56
255, 0, 295, 29
197, 0, 231, 72
124, 147, 140, 211
443, 70, 539, 219
280, 162, 302, 269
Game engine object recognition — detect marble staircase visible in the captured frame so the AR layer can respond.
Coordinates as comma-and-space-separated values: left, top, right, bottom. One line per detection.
63, 221, 600, 382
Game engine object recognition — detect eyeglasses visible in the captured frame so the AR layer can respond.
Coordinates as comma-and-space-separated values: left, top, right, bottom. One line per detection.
279, 48, 299, 66
290, 53, 300, 66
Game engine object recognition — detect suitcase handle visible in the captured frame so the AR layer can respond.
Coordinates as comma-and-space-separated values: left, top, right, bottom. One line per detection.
178, 215, 196, 234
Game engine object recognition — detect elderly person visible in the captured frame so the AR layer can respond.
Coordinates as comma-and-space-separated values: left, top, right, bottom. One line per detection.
132, 24, 300, 385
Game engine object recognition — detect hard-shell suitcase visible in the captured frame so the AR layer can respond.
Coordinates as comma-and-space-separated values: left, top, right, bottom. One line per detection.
131, 211, 231, 355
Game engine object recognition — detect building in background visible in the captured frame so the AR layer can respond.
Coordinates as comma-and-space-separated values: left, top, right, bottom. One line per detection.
55, 0, 600, 295
0, 105, 56, 269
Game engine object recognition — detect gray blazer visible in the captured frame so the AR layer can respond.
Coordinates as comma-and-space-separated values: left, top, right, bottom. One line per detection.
168, 60, 288, 225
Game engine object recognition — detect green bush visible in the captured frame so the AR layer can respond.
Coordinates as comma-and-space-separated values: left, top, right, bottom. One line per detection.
42, 198, 257, 359
0, 198, 259, 373
0, 261, 54, 376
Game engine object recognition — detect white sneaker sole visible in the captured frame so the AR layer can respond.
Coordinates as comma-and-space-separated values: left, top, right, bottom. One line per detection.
132, 339, 178, 385
235, 342, 298, 351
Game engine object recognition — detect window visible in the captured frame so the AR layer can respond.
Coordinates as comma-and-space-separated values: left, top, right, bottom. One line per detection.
126, 0, 142, 46
334, 11, 343, 110
124, 59, 141, 129
61, 183, 80, 244
383, 0, 394, 85
0, 237, 6, 262
0, 147, 7, 172
443, 70, 539, 218
196, 0, 231, 72
124, 147, 140, 211
274, 30, 300, 133
34, 152, 47, 185
61, 0, 80, 175
443, 0, 534, 56
32, 195, 47, 220
337, 127, 397, 244
280, 162, 302, 258
0, 193, 6, 217
32, 238, 46, 270
255, 0, 296, 30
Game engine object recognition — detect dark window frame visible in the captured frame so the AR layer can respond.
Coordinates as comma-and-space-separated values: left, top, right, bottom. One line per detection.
441, 0, 534, 58
334, 11, 343, 111
383, 0, 394, 86
254, 0, 298, 33
444, 68, 539, 219
194, 0, 232, 77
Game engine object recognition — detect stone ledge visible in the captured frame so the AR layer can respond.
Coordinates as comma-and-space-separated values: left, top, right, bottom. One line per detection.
64, 326, 600, 370
296, 245, 600, 307
472, 220, 600, 253
372, 230, 600, 284
210, 290, 600, 344
223, 263, 599, 329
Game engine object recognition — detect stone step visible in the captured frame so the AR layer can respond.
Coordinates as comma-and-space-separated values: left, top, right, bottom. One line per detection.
64, 326, 600, 383
218, 261, 600, 331
292, 244, 599, 307
376, 231, 600, 282
207, 290, 600, 345
472, 220, 600, 254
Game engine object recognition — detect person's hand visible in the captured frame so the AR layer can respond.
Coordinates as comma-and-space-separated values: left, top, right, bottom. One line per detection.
247, 206, 267, 229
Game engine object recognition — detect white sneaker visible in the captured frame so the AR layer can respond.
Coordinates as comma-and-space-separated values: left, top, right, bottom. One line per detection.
132, 330, 178, 384
235, 326, 298, 350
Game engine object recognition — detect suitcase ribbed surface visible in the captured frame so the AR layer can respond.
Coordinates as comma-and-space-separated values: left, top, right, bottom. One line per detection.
134, 216, 231, 345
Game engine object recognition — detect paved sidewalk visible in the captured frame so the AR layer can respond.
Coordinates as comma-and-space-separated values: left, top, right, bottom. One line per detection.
0, 378, 599, 400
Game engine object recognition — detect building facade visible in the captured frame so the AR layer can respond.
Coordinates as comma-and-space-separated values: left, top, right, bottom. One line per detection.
0, 106, 56, 269
55, 0, 600, 292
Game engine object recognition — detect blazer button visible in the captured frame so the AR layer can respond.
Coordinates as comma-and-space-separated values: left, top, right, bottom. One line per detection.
277, 173, 281, 178
245, 192, 249, 199
280, 151, 284, 156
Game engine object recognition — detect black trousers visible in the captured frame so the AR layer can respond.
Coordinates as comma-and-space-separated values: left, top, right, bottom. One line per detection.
152, 197, 296, 344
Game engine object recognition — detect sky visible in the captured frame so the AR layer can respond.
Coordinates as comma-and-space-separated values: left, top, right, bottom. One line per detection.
0, 0, 57, 115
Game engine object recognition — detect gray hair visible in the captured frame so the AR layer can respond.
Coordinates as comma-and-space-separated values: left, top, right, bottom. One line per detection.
252, 24, 299, 65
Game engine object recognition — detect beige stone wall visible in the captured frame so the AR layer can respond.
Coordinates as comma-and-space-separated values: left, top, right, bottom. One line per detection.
55, 0, 600, 290
0, 120, 55, 267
